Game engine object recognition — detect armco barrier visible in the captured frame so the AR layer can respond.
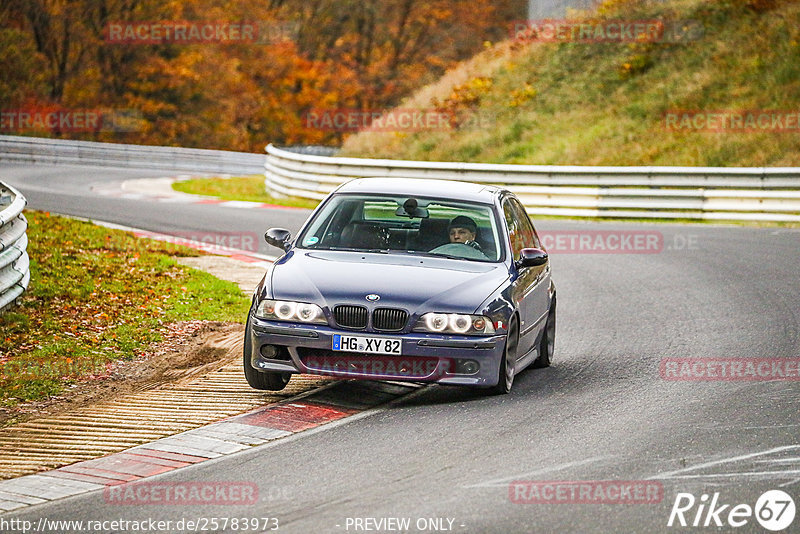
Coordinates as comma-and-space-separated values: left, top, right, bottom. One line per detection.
1, 136, 797, 222
0, 135, 264, 175
0, 182, 29, 313
264, 145, 800, 222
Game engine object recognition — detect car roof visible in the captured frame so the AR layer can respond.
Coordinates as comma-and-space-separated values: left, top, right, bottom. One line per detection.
335, 177, 506, 204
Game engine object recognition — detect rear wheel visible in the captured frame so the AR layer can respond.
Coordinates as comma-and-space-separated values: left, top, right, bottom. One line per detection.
493, 317, 518, 394
533, 301, 556, 369
243, 317, 291, 391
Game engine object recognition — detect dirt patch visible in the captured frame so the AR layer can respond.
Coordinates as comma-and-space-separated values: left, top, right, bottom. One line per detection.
0, 320, 244, 428
176, 255, 268, 294
173, 345, 228, 369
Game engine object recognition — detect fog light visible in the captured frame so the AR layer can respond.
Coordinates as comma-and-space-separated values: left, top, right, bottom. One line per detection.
260, 344, 279, 358
455, 359, 480, 375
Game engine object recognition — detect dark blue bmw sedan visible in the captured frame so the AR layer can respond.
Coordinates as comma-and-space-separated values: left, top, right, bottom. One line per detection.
244, 178, 555, 394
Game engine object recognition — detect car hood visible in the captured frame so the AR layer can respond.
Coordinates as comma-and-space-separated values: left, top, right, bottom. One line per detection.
270, 250, 509, 315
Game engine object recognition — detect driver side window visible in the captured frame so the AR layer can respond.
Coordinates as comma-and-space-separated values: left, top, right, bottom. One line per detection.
510, 198, 540, 250
503, 197, 539, 261
503, 200, 525, 261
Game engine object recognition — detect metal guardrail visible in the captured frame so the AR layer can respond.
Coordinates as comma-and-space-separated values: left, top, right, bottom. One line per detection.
0, 182, 29, 313
265, 144, 800, 222
0, 135, 265, 175
1, 136, 797, 222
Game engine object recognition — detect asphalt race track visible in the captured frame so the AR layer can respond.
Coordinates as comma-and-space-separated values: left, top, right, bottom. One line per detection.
2, 163, 799, 533
0, 164, 310, 257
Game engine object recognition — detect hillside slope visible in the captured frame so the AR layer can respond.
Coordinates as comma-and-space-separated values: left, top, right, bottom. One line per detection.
340, 0, 800, 167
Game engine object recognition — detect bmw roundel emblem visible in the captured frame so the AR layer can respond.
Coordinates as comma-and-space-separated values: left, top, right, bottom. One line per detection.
366, 294, 381, 302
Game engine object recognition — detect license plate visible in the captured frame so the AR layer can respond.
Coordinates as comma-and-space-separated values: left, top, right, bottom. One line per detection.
332, 334, 402, 355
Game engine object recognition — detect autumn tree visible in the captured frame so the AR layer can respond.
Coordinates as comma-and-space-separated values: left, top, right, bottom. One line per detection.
0, 0, 525, 149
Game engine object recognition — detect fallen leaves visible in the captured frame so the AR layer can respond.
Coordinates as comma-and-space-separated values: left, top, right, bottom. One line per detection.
0, 211, 248, 409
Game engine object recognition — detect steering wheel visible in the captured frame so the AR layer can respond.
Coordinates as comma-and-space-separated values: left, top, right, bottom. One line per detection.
429, 242, 489, 260
463, 239, 482, 251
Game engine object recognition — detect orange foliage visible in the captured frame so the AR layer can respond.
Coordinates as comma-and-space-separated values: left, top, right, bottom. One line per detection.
0, 0, 524, 150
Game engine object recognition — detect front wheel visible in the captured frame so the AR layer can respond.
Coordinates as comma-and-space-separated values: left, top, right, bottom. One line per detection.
492, 317, 518, 394
533, 300, 556, 369
243, 317, 291, 391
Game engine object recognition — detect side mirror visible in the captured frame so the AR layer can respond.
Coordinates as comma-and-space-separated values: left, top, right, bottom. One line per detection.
265, 228, 292, 251
516, 248, 548, 269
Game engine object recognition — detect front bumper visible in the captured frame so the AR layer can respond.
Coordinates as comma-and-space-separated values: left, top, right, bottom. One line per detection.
247, 315, 506, 387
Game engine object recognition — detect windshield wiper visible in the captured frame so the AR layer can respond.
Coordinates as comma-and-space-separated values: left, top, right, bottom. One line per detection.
407, 251, 472, 261
307, 246, 388, 253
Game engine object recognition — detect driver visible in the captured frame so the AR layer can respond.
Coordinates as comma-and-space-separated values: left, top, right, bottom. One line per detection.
448, 216, 482, 251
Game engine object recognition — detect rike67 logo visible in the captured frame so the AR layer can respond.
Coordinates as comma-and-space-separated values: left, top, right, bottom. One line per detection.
668, 490, 795, 531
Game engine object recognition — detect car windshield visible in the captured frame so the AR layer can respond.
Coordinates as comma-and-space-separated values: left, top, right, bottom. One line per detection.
297, 194, 502, 262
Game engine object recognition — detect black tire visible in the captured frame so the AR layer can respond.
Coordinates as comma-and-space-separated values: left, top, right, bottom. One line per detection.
533, 300, 556, 369
243, 317, 291, 391
493, 317, 518, 394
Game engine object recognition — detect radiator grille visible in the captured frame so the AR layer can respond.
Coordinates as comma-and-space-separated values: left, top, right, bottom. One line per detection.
333, 305, 368, 329
372, 308, 408, 332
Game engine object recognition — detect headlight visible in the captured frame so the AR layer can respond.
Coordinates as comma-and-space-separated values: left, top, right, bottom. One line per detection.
424, 313, 448, 332
414, 313, 495, 336
255, 299, 326, 324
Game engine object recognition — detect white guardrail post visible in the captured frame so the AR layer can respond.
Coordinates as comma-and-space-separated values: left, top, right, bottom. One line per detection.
264, 144, 800, 222
0, 182, 29, 313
